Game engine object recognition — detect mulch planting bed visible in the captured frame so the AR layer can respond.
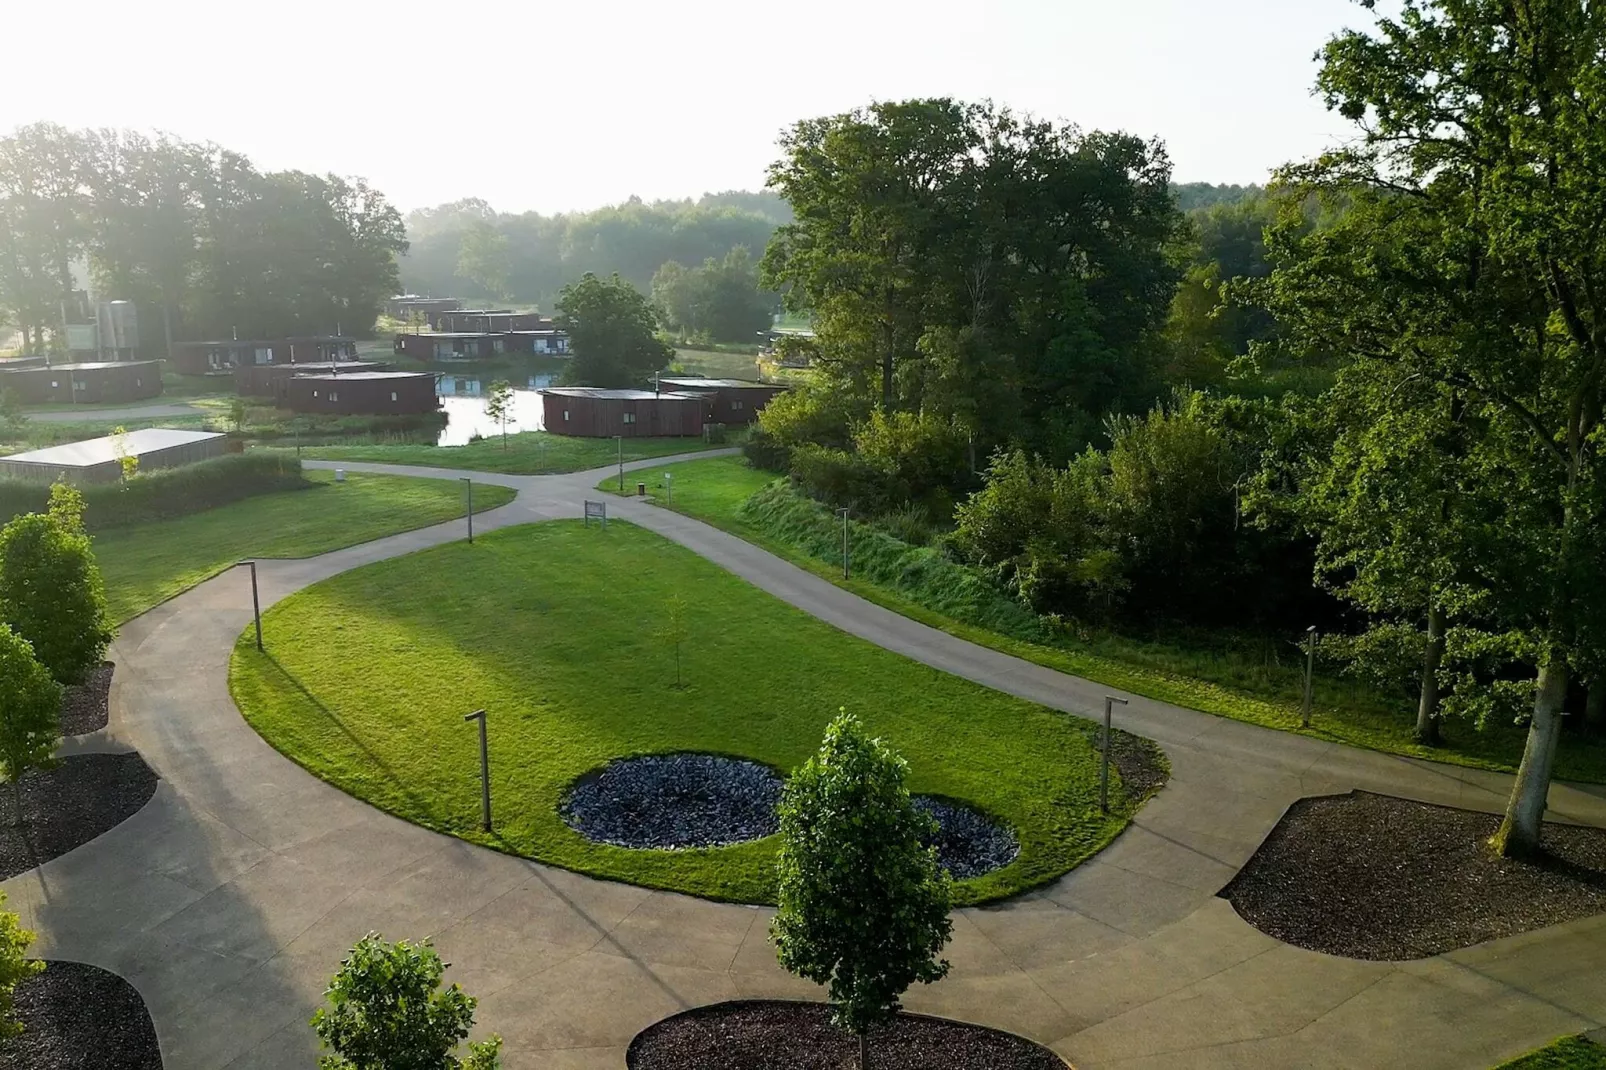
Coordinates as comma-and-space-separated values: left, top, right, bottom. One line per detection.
1221, 790, 1606, 960
0, 960, 162, 1069
0, 753, 158, 881
59, 662, 113, 736
914, 797, 1019, 879
563, 753, 783, 849
628, 1000, 1065, 1070
1103, 728, 1169, 802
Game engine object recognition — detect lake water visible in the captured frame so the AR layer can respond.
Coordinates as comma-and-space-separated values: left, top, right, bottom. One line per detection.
436, 374, 551, 446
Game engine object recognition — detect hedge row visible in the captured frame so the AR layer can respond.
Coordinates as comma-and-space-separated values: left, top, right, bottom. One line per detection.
0, 453, 310, 531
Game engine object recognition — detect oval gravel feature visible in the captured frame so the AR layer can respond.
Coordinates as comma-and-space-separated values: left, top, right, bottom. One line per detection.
914, 796, 1020, 879
0, 753, 159, 880
0, 960, 162, 1069
562, 753, 783, 849
628, 999, 1066, 1069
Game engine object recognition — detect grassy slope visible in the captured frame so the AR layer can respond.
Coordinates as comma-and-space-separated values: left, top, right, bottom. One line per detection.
96, 471, 514, 623
298, 432, 726, 475
1496, 1037, 1606, 1069
229, 521, 1148, 905
604, 456, 1606, 783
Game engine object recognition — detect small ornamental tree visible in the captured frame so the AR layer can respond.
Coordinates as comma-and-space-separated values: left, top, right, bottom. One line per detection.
654, 594, 690, 689
0, 623, 62, 815
0, 889, 42, 1041
772, 712, 952, 1069
0, 491, 114, 684
483, 380, 513, 450
312, 934, 502, 1070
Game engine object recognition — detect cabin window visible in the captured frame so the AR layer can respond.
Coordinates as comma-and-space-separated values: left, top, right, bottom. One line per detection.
49, 380, 58, 388
135, 378, 142, 386
563, 409, 570, 421
329, 391, 339, 402
254, 347, 273, 365
622, 412, 637, 425
492, 338, 505, 354
390, 392, 398, 402
73, 380, 88, 391
312, 390, 319, 397
731, 400, 744, 410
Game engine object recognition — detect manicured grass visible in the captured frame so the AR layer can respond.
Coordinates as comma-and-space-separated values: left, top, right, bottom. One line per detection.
229, 520, 1147, 905
604, 456, 1606, 783
95, 471, 514, 623
672, 348, 765, 379
299, 431, 728, 475
1496, 1036, 1606, 1069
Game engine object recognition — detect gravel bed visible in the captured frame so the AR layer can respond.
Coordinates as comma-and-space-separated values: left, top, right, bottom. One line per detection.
1103, 728, 1169, 801
628, 1000, 1065, 1070
0, 960, 161, 1069
562, 753, 782, 849
58, 662, 113, 736
913, 797, 1019, 878
1221, 790, 1606, 959
0, 754, 158, 880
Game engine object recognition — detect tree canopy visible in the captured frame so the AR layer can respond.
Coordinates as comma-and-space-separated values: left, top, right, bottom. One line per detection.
0, 485, 113, 685
555, 272, 674, 388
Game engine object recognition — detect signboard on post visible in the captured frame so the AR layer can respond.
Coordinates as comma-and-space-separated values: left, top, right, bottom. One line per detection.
584, 500, 608, 528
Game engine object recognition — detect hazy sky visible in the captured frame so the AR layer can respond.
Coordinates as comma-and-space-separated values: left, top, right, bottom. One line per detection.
4, 0, 1367, 216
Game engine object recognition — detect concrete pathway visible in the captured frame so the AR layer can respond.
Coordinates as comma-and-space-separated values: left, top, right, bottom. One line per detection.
7, 454, 1606, 1069
24, 401, 208, 423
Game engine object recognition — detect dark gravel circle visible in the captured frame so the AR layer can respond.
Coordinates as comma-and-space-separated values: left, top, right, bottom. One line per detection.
1221, 790, 1606, 960
629, 1000, 1065, 1070
914, 797, 1019, 879
59, 662, 113, 736
562, 753, 782, 849
0, 753, 159, 880
0, 960, 161, 1069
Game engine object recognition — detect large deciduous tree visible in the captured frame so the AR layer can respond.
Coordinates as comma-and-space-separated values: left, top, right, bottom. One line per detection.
0, 484, 113, 685
772, 712, 952, 1070
1266, 0, 1606, 855
555, 272, 673, 388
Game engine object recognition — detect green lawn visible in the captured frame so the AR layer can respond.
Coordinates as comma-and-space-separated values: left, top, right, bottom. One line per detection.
298, 431, 727, 475
229, 520, 1154, 905
1496, 1036, 1606, 1069
96, 470, 515, 623
603, 456, 1606, 783
673, 348, 765, 379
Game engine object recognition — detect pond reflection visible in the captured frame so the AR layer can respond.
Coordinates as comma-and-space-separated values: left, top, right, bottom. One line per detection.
436, 373, 551, 445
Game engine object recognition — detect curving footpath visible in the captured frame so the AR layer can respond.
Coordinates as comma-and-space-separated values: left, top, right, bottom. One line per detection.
8, 451, 1606, 1070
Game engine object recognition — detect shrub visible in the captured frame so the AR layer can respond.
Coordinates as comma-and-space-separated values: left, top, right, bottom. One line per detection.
0, 889, 41, 1042
0, 453, 309, 532
741, 426, 790, 471
772, 713, 952, 1068
788, 444, 894, 513
312, 934, 501, 1070
0, 622, 62, 808
0, 491, 113, 683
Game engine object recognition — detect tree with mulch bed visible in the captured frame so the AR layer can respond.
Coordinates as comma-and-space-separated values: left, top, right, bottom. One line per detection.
0, 484, 113, 687
0, 624, 62, 814
772, 714, 952, 1070
312, 933, 501, 1070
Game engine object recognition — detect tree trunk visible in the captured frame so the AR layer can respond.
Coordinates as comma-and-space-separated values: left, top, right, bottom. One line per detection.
1492, 655, 1568, 858
1587, 681, 1605, 736
162, 299, 175, 361
1415, 603, 1445, 745
859, 1032, 869, 1070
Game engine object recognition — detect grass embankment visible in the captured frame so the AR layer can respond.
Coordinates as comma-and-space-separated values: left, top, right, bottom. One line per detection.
229, 521, 1150, 905
96, 471, 514, 623
299, 432, 728, 475
605, 456, 1606, 782
1496, 1037, 1606, 1069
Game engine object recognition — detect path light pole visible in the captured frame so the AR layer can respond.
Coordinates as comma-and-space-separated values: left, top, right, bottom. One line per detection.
839, 508, 850, 579
616, 435, 624, 492
1100, 696, 1128, 814
1301, 625, 1317, 728
464, 709, 491, 831
462, 477, 473, 544
236, 560, 262, 651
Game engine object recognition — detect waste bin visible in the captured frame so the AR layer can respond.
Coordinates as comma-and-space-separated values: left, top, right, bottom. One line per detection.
637, 481, 646, 496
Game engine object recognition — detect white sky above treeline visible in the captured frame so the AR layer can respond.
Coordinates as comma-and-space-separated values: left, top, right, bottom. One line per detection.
3, 0, 1367, 215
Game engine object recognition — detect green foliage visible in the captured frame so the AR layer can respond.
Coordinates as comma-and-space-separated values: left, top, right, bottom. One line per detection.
654, 594, 691, 689
311, 933, 501, 1070
455, 222, 512, 303
228, 396, 249, 433
651, 246, 773, 344
772, 713, 952, 1040
0, 502, 113, 683
0, 453, 309, 531
110, 426, 139, 482
555, 272, 675, 388
1495, 1035, 1606, 1070
0, 890, 41, 1042
482, 380, 513, 449
303, 432, 726, 476
0, 622, 62, 795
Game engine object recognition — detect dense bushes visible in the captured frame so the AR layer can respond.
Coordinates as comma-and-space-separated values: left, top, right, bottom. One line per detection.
0, 453, 308, 532
0, 486, 113, 683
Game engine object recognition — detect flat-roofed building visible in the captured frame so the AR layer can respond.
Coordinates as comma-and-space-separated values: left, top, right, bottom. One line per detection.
0, 360, 163, 405
0, 428, 225, 484
540, 387, 706, 437
282, 371, 440, 416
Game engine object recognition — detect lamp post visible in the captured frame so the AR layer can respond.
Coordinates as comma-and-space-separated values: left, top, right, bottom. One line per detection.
839, 508, 850, 579
462, 477, 473, 544
463, 709, 491, 831
1301, 626, 1317, 728
235, 560, 262, 651
1100, 695, 1128, 814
